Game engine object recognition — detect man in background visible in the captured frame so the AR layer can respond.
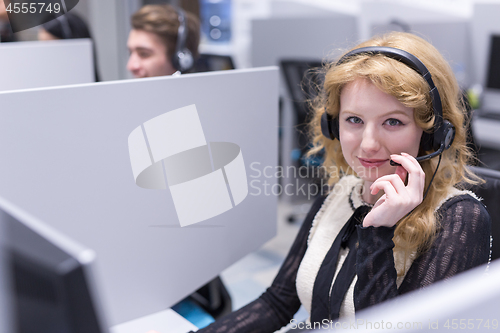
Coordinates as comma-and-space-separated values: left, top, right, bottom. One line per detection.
0, 0, 16, 42
127, 4, 200, 78
126, 5, 232, 326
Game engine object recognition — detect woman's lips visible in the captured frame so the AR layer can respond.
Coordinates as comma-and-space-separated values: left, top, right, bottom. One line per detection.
358, 158, 389, 168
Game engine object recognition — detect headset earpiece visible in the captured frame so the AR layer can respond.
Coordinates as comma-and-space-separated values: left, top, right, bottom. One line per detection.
321, 110, 340, 141
320, 110, 340, 141
420, 131, 434, 152
321, 111, 334, 140
172, 48, 194, 73
442, 120, 455, 150
331, 116, 339, 141
172, 9, 194, 73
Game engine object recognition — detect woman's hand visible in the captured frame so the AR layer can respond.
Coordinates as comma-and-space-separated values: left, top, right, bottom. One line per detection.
362, 152, 425, 228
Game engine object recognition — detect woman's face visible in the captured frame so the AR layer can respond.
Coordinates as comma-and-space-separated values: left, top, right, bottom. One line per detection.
338, 78, 423, 183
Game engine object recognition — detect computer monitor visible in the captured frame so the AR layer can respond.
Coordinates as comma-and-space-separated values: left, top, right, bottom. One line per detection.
480, 34, 500, 114
472, 34, 500, 148
0, 220, 11, 333
0, 196, 108, 333
486, 35, 500, 91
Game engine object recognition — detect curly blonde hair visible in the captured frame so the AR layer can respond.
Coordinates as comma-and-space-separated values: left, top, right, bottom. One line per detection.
308, 32, 481, 259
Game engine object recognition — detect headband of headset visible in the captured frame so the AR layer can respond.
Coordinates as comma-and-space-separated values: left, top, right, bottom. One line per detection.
42, 14, 72, 39
171, 8, 194, 73
321, 46, 449, 152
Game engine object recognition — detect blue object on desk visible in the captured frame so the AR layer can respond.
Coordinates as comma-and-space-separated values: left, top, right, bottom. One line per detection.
172, 298, 215, 329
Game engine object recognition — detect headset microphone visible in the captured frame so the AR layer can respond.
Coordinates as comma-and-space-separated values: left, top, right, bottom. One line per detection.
390, 120, 455, 166
391, 145, 442, 166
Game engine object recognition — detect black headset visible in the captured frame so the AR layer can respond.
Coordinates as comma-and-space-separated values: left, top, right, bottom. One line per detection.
320, 46, 455, 165
42, 14, 72, 39
57, 15, 72, 39
171, 9, 194, 73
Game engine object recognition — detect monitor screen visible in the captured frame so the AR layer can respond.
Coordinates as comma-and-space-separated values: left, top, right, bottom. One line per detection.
486, 35, 500, 90
0, 197, 108, 333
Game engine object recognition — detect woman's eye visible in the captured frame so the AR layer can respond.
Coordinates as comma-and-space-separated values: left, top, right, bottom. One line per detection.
346, 116, 362, 124
385, 118, 403, 126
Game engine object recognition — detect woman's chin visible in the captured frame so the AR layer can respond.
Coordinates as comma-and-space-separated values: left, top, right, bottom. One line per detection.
353, 165, 394, 182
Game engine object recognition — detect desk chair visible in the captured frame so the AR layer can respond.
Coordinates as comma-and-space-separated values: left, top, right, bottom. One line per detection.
281, 59, 323, 160
468, 166, 500, 261
281, 60, 325, 222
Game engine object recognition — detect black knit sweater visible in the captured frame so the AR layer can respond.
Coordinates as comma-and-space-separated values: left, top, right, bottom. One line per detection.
196, 192, 491, 333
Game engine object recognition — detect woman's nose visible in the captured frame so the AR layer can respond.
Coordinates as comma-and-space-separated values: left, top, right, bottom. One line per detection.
360, 126, 381, 153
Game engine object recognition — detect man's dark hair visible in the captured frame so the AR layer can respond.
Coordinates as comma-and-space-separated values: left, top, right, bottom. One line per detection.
131, 4, 200, 60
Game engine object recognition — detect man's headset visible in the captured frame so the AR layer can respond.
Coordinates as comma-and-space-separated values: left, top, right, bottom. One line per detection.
42, 14, 72, 39
320, 46, 456, 166
57, 15, 72, 39
171, 8, 194, 73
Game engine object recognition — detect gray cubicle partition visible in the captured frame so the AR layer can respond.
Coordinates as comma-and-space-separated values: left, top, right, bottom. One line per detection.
0, 67, 279, 326
269, 0, 338, 18
471, 4, 500, 115
359, 1, 457, 40
471, 3, 500, 89
371, 21, 472, 88
469, 3, 500, 149
0, 39, 94, 92
251, 14, 358, 204
306, 260, 498, 332
251, 14, 358, 67
364, 1, 472, 88
339, 260, 499, 332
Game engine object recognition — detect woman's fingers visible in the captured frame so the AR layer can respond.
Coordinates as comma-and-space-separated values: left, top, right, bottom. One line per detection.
390, 153, 425, 196
370, 174, 405, 195
395, 164, 408, 183
371, 153, 425, 204
390, 153, 420, 175
370, 179, 398, 198
364, 153, 426, 227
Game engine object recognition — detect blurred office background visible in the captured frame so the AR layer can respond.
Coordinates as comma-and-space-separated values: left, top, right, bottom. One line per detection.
4, 0, 500, 327
10, 0, 498, 172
